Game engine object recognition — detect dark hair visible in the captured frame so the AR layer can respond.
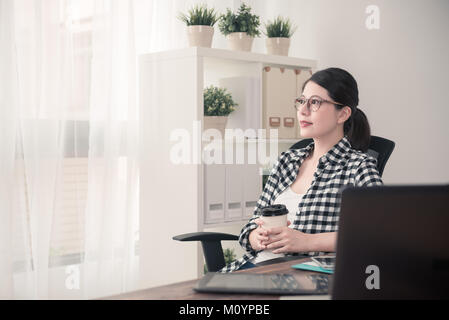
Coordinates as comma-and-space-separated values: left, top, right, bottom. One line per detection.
302, 67, 371, 152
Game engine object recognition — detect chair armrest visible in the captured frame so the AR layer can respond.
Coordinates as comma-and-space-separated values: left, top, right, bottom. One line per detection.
173, 232, 238, 242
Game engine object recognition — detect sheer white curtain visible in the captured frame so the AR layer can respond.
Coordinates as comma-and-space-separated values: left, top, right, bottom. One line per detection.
0, 0, 139, 299
1, 0, 77, 299
83, 0, 139, 299
0, 0, 242, 299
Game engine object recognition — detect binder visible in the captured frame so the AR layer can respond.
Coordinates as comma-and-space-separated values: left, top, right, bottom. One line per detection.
278, 68, 298, 139
263, 67, 300, 139
224, 164, 244, 221
262, 67, 282, 136
204, 164, 226, 223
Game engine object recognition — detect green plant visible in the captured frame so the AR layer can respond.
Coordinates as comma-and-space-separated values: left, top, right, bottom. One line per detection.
262, 174, 269, 189
264, 16, 297, 38
224, 248, 237, 264
203, 85, 237, 116
204, 248, 237, 274
177, 4, 219, 26
218, 3, 261, 37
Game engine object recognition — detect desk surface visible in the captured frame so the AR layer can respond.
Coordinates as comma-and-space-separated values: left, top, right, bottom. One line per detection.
104, 257, 332, 300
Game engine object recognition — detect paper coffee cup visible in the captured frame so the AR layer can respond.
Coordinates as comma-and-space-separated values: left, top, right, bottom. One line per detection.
259, 204, 288, 229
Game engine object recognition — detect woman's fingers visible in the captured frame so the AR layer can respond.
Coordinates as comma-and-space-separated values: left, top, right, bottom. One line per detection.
257, 233, 269, 247
265, 226, 284, 236
266, 238, 285, 251
253, 218, 275, 249
254, 218, 264, 227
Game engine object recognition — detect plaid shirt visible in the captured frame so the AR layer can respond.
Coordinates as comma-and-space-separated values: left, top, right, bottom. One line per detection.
220, 136, 383, 273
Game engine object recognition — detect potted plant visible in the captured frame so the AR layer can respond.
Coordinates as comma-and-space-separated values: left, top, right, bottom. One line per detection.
203, 85, 238, 136
264, 16, 297, 56
218, 3, 260, 52
204, 248, 236, 274
178, 4, 219, 48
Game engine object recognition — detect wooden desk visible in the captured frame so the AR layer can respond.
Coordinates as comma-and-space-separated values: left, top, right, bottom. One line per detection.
104, 257, 332, 300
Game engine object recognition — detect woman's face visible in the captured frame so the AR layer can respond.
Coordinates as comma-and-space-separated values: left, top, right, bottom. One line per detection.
297, 81, 351, 140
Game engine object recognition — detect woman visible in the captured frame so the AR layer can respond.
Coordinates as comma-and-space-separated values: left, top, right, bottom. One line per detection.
221, 67, 383, 273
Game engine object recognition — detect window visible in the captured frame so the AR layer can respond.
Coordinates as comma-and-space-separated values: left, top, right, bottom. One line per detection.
12, 1, 139, 272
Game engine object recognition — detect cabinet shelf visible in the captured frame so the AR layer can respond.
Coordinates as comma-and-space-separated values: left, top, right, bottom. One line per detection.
201, 137, 302, 143
140, 47, 317, 71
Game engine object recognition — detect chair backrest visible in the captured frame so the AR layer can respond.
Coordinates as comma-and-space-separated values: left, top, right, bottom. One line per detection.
289, 135, 395, 177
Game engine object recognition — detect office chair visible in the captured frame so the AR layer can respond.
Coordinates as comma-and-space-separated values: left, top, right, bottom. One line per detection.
173, 135, 396, 272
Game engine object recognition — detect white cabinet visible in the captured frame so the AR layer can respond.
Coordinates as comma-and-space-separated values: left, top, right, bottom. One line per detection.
139, 47, 316, 287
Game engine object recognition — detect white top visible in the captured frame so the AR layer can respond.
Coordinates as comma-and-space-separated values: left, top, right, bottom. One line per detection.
250, 187, 304, 264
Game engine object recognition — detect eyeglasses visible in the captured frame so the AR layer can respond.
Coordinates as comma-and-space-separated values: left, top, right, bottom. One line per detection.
294, 95, 345, 112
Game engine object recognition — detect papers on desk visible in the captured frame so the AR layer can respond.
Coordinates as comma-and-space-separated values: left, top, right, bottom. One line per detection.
291, 261, 334, 274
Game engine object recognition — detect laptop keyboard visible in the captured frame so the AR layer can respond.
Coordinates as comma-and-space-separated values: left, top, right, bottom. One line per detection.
270, 274, 329, 293
270, 274, 301, 290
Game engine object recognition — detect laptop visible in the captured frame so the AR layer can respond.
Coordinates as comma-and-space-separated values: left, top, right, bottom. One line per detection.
332, 184, 449, 299
194, 272, 330, 295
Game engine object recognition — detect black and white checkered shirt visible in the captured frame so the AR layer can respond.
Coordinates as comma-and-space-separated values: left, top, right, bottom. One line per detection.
220, 136, 383, 273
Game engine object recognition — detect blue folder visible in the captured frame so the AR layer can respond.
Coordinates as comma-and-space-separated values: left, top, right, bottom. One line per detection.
291, 262, 334, 274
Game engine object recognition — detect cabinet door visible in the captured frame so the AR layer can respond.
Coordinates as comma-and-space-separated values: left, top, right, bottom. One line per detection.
204, 164, 225, 224
225, 164, 244, 221
263, 67, 298, 139
279, 68, 298, 139
243, 164, 262, 219
263, 67, 282, 135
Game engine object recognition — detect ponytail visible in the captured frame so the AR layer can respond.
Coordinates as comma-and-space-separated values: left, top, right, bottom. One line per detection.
344, 107, 371, 152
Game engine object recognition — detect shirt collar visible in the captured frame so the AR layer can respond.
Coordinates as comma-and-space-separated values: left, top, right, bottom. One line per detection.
322, 136, 352, 165
291, 136, 353, 165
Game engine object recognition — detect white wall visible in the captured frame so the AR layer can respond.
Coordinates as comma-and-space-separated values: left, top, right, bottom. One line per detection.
255, 0, 449, 184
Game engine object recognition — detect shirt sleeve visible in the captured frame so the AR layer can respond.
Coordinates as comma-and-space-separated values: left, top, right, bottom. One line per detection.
238, 153, 284, 255
354, 156, 383, 187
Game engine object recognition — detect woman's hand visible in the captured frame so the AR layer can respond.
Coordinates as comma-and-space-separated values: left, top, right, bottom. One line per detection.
248, 218, 269, 251
263, 223, 311, 254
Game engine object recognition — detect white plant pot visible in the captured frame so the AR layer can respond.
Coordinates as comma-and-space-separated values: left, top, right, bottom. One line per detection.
203, 116, 228, 137
266, 37, 291, 56
226, 32, 254, 52
187, 25, 214, 48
